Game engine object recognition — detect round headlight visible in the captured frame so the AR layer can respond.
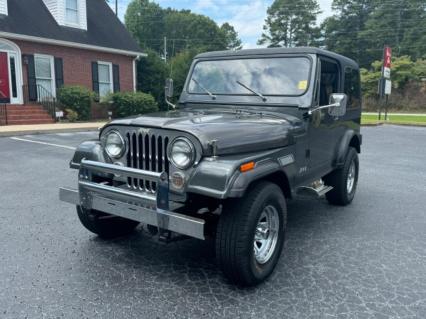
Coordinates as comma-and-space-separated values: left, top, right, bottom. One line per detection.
105, 131, 125, 158
170, 137, 195, 169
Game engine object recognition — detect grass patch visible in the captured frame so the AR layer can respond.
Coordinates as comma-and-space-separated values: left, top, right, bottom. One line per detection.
362, 114, 426, 126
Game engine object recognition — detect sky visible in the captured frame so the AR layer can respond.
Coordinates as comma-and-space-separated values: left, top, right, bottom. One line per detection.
109, 0, 334, 49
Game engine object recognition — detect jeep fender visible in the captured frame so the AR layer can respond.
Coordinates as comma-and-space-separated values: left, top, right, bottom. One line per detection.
70, 140, 110, 169
334, 130, 361, 167
186, 148, 296, 199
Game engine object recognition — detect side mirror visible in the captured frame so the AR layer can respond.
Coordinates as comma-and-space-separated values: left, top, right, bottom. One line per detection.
328, 93, 347, 117
165, 78, 174, 98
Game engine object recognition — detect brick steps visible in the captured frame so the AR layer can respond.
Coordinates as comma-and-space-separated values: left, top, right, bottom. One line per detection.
4, 105, 55, 125
7, 115, 54, 120
6, 111, 53, 117
6, 119, 55, 125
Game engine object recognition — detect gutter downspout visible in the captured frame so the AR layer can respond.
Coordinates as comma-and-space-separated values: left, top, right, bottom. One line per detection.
133, 55, 143, 92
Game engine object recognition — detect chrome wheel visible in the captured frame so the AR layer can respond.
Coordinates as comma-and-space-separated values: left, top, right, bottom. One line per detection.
254, 205, 280, 264
347, 160, 356, 194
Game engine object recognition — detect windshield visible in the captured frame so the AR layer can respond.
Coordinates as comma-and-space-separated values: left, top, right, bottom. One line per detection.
188, 57, 311, 96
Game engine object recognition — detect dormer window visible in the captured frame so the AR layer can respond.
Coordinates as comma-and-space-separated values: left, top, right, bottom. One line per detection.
65, 0, 79, 25
0, 0, 8, 16
42, 0, 87, 30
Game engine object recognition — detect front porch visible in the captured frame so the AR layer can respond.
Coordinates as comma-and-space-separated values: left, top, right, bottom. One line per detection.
1, 37, 58, 125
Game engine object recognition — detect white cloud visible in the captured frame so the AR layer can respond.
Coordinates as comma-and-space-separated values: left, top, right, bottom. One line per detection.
194, 0, 219, 11
317, 0, 333, 22
214, 1, 269, 49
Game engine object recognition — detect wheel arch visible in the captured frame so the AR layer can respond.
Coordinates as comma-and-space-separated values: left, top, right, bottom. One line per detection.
244, 170, 292, 200
349, 134, 361, 154
334, 130, 361, 167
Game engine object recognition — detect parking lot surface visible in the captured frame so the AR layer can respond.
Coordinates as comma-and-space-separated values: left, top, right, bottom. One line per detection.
1, 126, 425, 318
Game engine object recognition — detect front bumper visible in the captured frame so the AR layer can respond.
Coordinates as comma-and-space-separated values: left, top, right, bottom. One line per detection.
59, 159, 205, 240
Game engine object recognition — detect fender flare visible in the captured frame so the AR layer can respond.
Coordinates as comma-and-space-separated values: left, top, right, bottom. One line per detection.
227, 159, 295, 198
334, 130, 361, 167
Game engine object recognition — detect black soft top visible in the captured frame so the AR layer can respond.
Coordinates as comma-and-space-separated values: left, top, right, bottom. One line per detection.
195, 47, 359, 69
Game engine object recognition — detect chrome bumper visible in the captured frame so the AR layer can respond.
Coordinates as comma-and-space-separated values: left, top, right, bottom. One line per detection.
59, 160, 205, 240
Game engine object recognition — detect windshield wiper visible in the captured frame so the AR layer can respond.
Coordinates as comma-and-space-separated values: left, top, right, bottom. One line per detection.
236, 81, 267, 102
191, 78, 217, 100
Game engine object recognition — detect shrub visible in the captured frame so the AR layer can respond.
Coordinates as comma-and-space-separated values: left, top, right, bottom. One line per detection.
57, 86, 93, 121
65, 108, 78, 122
108, 92, 158, 118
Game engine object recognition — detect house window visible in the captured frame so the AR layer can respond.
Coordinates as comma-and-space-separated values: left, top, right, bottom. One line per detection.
35, 55, 55, 98
65, 0, 79, 25
98, 62, 113, 98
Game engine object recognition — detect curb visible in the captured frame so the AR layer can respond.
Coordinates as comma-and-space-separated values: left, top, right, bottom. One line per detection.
361, 123, 426, 128
361, 123, 385, 127
0, 126, 100, 138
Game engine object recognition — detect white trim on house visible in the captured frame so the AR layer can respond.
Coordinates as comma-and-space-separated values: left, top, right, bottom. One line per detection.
0, 0, 8, 16
0, 31, 146, 57
34, 53, 57, 99
97, 61, 113, 98
0, 38, 24, 104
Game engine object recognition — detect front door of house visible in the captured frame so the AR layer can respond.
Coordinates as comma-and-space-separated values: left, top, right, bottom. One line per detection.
0, 52, 11, 104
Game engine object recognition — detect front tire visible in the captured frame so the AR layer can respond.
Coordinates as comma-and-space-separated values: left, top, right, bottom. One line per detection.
324, 147, 359, 206
77, 206, 139, 239
216, 182, 287, 286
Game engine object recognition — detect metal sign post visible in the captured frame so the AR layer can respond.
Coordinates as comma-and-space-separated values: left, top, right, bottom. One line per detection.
378, 46, 392, 121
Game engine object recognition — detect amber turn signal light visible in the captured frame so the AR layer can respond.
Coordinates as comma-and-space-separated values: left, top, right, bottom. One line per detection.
240, 161, 255, 172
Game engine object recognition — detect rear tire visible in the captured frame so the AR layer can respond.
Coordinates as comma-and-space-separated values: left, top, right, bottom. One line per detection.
216, 182, 287, 286
324, 147, 359, 206
77, 206, 139, 239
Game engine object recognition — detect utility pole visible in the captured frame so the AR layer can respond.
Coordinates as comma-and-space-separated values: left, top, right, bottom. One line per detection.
115, 0, 118, 17
164, 37, 167, 63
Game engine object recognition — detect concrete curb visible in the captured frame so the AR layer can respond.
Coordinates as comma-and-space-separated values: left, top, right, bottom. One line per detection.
0, 122, 106, 138
0, 126, 101, 138
361, 123, 426, 128
361, 123, 385, 127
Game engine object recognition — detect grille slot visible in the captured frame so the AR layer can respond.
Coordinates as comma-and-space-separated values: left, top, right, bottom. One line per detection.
126, 131, 169, 193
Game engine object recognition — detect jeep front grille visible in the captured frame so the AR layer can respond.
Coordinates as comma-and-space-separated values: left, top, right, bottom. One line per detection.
126, 131, 170, 193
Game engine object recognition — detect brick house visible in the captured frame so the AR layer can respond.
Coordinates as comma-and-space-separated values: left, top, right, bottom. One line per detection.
0, 0, 144, 124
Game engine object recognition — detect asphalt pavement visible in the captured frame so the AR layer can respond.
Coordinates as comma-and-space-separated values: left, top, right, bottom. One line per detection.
0, 126, 425, 319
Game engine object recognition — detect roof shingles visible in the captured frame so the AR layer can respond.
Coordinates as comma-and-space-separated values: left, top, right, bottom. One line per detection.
0, 0, 142, 55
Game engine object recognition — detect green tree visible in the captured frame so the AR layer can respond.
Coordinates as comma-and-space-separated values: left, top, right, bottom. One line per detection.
125, 0, 165, 52
137, 49, 169, 110
258, 0, 321, 47
168, 49, 203, 100
220, 23, 242, 50
321, 0, 376, 68
162, 9, 229, 55
361, 56, 424, 97
322, 0, 426, 68
125, 1, 242, 58
360, 0, 426, 62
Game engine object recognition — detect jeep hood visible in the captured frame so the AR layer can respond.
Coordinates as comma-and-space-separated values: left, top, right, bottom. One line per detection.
107, 110, 303, 155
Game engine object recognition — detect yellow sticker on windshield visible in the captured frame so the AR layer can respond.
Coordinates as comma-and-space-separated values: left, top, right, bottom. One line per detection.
298, 80, 308, 90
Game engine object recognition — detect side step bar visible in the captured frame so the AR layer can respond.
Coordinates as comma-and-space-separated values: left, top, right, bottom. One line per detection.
296, 180, 333, 199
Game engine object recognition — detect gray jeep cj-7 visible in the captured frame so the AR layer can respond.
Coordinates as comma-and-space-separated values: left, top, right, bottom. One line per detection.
60, 47, 362, 286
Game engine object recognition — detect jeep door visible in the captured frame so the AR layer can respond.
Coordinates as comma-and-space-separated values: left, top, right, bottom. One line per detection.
307, 57, 343, 176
